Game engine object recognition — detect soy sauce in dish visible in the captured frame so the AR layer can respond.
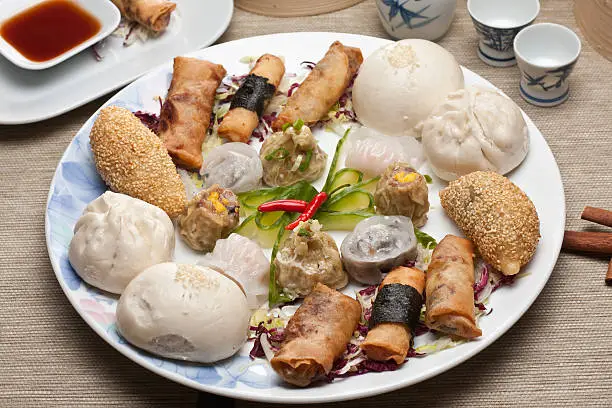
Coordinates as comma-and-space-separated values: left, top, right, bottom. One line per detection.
0, 0, 101, 62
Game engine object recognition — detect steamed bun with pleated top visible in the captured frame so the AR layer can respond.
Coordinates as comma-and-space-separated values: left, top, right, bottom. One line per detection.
352, 39, 464, 137
419, 86, 529, 181
68, 191, 175, 294
116, 263, 250, 363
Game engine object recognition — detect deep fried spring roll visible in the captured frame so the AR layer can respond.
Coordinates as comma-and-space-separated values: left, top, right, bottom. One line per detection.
158, 57, 226, 170
271, 283, 361, 387
218, 54, 285, 143
361, 266, 425, 364
425, 235, 482, 339
110, 0, 176, 32
272, 41, 363, 131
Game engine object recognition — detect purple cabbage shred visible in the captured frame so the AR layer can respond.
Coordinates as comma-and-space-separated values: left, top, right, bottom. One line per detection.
134, 111, 160, 134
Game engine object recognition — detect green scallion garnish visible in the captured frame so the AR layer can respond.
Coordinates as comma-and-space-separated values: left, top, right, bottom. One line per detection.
293, 118, 304, 132
298, 149, 313, 172
424, 174, 433, 183
297, 228, 312, 238
265, 147, 290, 161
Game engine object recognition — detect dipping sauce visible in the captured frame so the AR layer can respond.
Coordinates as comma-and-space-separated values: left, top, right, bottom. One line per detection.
0, 0, 101, 62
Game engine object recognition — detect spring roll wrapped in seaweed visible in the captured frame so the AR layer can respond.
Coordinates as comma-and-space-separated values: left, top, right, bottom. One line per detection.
272, 41, 363, 130
361, 266, 425, 364
425, 235, 482, 339
218, 54, 285, 143
271, 283, 361, 387
110, 0, 176, 32
159, 57, 226, 170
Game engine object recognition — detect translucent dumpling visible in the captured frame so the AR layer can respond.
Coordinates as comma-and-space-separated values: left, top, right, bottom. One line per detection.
340, 215, 418, 285
198, 234, 269, 309
345, 126, 424, 177
201, 142, 263, 193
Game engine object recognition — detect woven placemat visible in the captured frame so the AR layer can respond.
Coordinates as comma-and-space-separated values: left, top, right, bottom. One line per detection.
1, 1, 611, 407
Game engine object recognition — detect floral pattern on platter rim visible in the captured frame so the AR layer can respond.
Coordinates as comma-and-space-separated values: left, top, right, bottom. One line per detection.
44, 33, 565, 403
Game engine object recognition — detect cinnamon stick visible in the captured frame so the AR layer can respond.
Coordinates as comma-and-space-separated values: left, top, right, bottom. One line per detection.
606, 259, 612, 286
562, 231, 612, 255
581, 206, 612, 228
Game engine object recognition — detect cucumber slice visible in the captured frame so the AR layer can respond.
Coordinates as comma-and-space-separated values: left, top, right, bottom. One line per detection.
326, 190, 373, 212
254, 211, 285, 230
329, 168, 363, 193
359, 176, 380, 194
315, 210, 374, 231
234, 214, 281, 248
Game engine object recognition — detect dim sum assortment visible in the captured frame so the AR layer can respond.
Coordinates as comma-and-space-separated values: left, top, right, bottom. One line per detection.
73, 39, 545, 388
272, 41, 363, 130
218, 54, 285, 143
270, 283, 361, 386
374, 162, 430, 228
259, 124, 328, 186
439, 171, 540, 276
425, 235, 482, 339
110, 0, 176, 32
274, 220, 347, 297
341, 216, 418, 285
201, 142, 263, 194
89, 106, 187, 218
159, 57, 226, 170
177, 184, 240, 252
361, 266, 425, 364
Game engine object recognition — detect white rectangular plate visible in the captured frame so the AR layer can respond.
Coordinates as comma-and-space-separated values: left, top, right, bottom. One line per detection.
0, 0, 233, 124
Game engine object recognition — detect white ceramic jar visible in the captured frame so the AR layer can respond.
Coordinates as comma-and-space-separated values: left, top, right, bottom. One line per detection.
375, 0, 457, 41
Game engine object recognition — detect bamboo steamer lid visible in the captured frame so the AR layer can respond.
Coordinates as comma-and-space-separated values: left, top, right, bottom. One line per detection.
575, 0, 612, 61
236, 0, 365, 17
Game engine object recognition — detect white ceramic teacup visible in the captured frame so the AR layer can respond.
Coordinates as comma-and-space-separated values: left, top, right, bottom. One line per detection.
375, 0, 457, 41
467, 0, 540, 67
514, 23, 581, 107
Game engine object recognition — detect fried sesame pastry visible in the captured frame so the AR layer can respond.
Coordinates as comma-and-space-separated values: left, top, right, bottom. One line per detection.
90, 106, 187, 218
439, 171, 540, 276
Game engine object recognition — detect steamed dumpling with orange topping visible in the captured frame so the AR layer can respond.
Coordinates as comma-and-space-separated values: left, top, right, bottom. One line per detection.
374, 162, 430, 228
177, 185, 240, 252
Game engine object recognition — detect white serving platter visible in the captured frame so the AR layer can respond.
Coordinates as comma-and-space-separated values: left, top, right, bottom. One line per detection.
45, 32, 565, 404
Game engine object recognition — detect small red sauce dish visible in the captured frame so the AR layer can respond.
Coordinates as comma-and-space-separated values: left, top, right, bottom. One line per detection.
0, 0, 120, 70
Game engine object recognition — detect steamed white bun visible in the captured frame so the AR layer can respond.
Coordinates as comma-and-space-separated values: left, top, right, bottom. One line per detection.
68, 191, 175, 294
419, 86, 529, 181
116, 263, 250, 363
352, 39, 464, 137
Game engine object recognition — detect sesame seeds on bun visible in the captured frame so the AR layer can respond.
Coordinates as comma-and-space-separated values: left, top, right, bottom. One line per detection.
439, 171, 540, 275
90, 106, 187, 218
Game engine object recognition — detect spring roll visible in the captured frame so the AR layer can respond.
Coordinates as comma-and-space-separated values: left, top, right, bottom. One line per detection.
272, 41, 363, 131
158, 57, 226, 170
110, 0, 176, 32
218, 54, 285, 143
425, 235, 482, 339
361, 266, 425, 364
271, 283, 361, 387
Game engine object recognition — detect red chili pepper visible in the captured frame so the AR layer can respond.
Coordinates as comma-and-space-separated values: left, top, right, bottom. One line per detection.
257, 199, 308, 213
285, 192, 328, 230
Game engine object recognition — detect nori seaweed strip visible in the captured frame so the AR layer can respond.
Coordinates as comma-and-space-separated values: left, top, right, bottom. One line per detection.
369, 284, 423, 336
230, 74, 276, 118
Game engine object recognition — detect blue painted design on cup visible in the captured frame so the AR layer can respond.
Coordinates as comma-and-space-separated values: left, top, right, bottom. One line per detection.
467, 0, 540, 67
514, 23, 581, 107
376, 0, 457, 41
